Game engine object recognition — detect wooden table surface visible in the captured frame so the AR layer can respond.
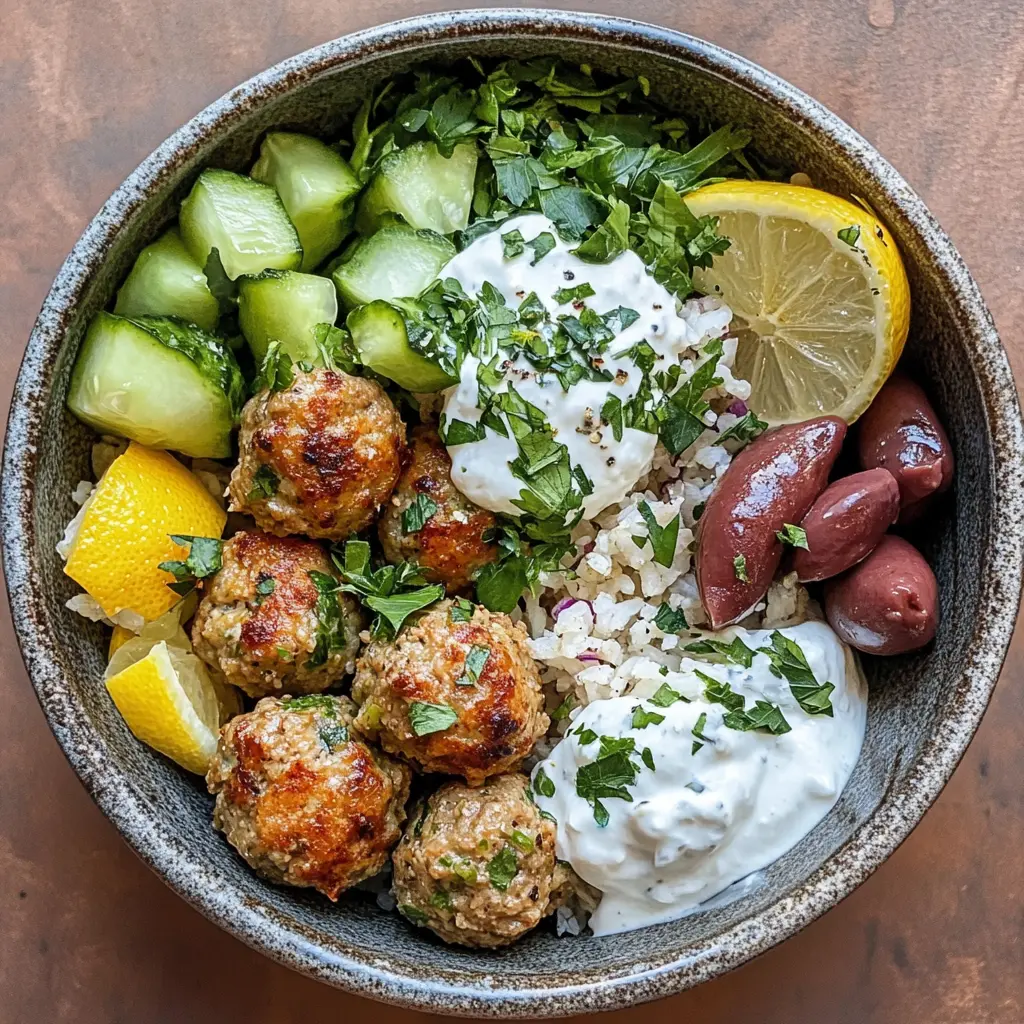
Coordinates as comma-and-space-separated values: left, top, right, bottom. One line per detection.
2, 1, 1023, 1021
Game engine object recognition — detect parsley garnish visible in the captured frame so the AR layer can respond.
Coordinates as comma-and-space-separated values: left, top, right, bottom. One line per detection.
733, 554, 749, 582
247, 464, 279, 503
280, 694, 339, 712
691, 711, 710, 754
653, 603, 687, 633
575, 726, 598, 745
838, 225, 861, 248
449, 597, 474, 622
649, 682, 686, 707
526, 230, 556, 265
306, 569, 345, 669
758, 630, 835, 716
431, 889, 453, 911
631, 705, 665, 729
684, 636, 755, 668
697, 668, 792, 735
253, 341, 294, 394
533, 766, 556, 798
776, 523, 810, 550
399, 904, 428, 925
317, 719, 349, 751
641, 747, 656, 771
553, 282, 596, 305
408, 701, 459, 737
601, 394, 624, 442
501, 228, 525, 259
550, 693, 576, 721
487, 845, 519, 891
508, 829, 535, 853
402, 493, 439, 534
456, 644, 490, 687
636, 501, 680, 567
253, 575, 276, 605
718, 410, 769, 445
158, 535, 223, 597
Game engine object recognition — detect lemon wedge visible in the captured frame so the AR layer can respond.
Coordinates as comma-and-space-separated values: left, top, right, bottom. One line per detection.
685, 180, 910, 425
64, 442, 226, 624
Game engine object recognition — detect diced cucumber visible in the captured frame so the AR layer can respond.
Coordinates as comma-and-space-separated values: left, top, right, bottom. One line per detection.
179, 169, 302, 281
114, 228, 220, 331
355, 142, 478, 236
330, 224, 455, 309
346, 301, 456, 392
238, 270, 339, 364
250, 132, 361, 271
68, 313, 245, 458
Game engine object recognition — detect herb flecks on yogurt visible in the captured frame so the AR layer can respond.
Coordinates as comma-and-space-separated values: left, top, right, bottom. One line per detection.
530, 622, 866, 936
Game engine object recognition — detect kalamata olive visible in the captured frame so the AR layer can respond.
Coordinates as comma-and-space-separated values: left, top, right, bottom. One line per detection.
857, 374, 953, 522
791, 469, 900, 582
824, 535, 938, 654
697, 416, 847, 628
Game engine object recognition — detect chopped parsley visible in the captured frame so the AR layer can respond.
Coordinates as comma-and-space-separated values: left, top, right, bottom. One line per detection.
838, 224, 861, 248
776, 523, 810, 550
733, 553, 749, 583
402, 493, 439, 534
649, 682, 687, 707
631, 705, 665, 729
408, 701, 459, 737
430, 889, 454, 911
684, 635, 755, 668
574, 726, 598, 745
456, 644, 491, 687
247, 464, 279, 503
280, 694, 339, 712
508, 829, 535, 853
158, 535, 223, 597
758, 630, 835, 716
487, 845, 520, 891
526, 230, 556, 265
317, 719, 350, 752
653, 603, 687, 634
253, 575, 276, 605
306, 569, 346, 669
252, 341, 295, 395
533, 766, 556, 798
636, 501, 680, 567
550, 693, 576, 721
601, 394, 624, 442
691, 711, 710, 754
553, 282, 596, 305
399, 904, 428, 925
697, 668, 792, 735
501, 228, 525, 259
718, 410, 769, 445
449, 597, 475, 623
641, 746, 656, 771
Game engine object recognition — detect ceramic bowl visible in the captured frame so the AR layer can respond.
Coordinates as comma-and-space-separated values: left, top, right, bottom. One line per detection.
4, 8, 1023, 1017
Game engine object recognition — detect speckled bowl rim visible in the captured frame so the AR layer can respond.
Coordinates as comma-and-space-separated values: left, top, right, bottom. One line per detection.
3, 8, 1023, 1017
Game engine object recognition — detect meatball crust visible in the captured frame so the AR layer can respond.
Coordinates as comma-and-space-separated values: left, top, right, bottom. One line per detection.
378, 427, 498, 592
192, 530, 362, 699
351, 601, 547, 784
392, 774, 569, 947
208, 695, 411, 899
229, 368, 406, 540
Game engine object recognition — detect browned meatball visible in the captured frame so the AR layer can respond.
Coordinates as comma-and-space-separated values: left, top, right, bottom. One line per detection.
378, 427, 499, 592
392, 774, 569, 947
351, 601, 547, 785
207, 695, 411, 899
229, 368, 405, 540
192, 531, 362, 699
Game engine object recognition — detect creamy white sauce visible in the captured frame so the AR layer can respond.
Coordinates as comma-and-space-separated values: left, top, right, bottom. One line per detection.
440, 213, 731, 518
531, 621, 867, 936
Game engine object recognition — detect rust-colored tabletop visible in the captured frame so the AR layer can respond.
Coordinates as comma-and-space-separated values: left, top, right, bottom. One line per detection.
3, 1, 1023, 1021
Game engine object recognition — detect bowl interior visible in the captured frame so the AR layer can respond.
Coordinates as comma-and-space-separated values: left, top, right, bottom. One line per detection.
6, 13, 1019, 1016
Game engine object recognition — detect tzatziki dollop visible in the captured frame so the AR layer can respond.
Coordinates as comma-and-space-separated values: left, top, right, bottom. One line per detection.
530, 621, 866, 936
439, 213, 732, 519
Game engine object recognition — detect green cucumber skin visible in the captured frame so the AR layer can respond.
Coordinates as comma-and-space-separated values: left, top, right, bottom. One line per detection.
346, 300, 456, 392
355, 142, 478, 236
180, 169, 302, 281
238, 270, 339, 364
114, 228, 220, 331
251, 132, 361, 272
330, 225, 455, 309
68, 313, 244, 459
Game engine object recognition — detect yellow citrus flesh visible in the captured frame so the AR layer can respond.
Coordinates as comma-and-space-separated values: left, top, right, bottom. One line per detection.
685, 180, 910, 425
104, 641, 221, 775
108, 625, 134, 658
64, 443, 225, 623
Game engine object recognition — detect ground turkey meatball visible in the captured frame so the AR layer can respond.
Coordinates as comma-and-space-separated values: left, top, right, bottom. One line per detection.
229, 367, 405, 540
378, 427, 498, 592
392, 774, 569, 947
351, 600, 547, 784
208, 695, 410, 899
192, 531, 361, 699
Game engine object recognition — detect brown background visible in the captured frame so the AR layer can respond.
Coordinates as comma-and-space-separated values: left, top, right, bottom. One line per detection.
2, 1, 1023, 1021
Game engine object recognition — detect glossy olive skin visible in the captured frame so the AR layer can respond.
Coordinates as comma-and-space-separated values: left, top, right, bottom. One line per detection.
697, 416, 847, 628
824, 535, 939, 654
857, 374, 954, 522
792, 469, 900, 582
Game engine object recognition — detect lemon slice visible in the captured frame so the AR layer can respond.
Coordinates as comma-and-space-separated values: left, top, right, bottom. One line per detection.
64, 442, 226, 624
685, 181, 910, 425
105, 640, 224, 774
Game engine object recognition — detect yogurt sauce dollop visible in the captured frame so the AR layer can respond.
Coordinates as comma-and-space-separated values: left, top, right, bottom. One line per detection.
439, 213, 733, 518
531, 621, 867, 936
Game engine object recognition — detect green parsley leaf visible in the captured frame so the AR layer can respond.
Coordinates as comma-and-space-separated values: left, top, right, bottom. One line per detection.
318, 719, 349, 751
487, 845, 519, 891
402, 493, 439, 534
575, 726, 598, 745
311, 322, 360, 374
838, 224, 861, 248
574, 199, 631, 262
533, 766, 556, 798
553, 282, 596, 305
280, 694, 339, 712
649, 682, 687, 707
440, 416, 487, 446
641, 746, 656, 771
776, 523, 810, 550
431, 889, 454, 911
550, 694, 576, 721
717, 410, 769, 445
253, 340, 294, 395
653, 603, 687, 633
399, 904, 429, 925
758, 630, 836, 716
733, 554, 749, 582
366, 586, 445, 637
449, 597, 474, 623
253, 575, 276, 606
601, 394, 624, 442
475, 551, 530, 613
526, 230, 557, 265
697, 670, 746, 713
456, 644, 491, 687
684, 636, 755, 669
508, 828, 535, 853
631, 705, 665, 729
408, 701, 459, 737
539, 186, 606, 240
501, 228, 525, 259
247, 464, 279, 503
637, 501, 680, 567
723, 700, 792, 735
691, 711, 710, 754
306, 569, 344, 669
158, 535, 223, 597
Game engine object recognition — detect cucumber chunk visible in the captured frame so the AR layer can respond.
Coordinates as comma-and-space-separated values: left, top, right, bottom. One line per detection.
114, 228, 220, 331
68, 313, 245, 458
238, 270, 339, 364
346, 301, 456, 392
355, 142, 478, 236
180, 169, 302, 281
330, 224, 455, 309
250, 132, 360, 271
